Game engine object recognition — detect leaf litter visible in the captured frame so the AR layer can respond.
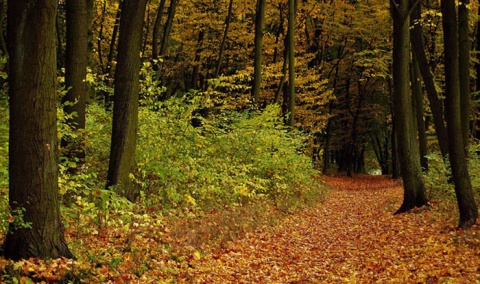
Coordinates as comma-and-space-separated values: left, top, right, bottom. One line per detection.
0, 175, 479, 283
187, 175, 480, 283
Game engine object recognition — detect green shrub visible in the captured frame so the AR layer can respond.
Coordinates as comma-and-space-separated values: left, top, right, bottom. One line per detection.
136, 95, 326, 212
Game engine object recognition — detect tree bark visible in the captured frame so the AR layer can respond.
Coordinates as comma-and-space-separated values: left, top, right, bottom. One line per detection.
154, 0, 179, 80
152, 0, 167, 60
458, 0, 470, 154
441, 0, 478, 229
287, 0, 295, 127
0, 0, 7, 56
106, 0, 148, 201
3, 0, 73, 260
410, 2, 449, 158
62, 0, 90, 172
392, 0, 428, 214
411, 53, 428, 171
214, 0, 234, 78
251, 0, 266, 103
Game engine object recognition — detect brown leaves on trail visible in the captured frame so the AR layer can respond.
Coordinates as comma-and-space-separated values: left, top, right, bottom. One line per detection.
0, 175, 479, 282
187, 175, 480, 283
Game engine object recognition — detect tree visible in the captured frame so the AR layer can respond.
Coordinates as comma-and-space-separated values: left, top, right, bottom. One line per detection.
214, 0, 234, 78
152, 0, 167, 61
106, 0, 148, 200
440, 0, 478, 228
251, 0, 266, 103
391, 0, 428, 214
62, 0, 92, 172
410, 0, 449, 159
3, 0, 73, 260
287, 0, 295, 127
458, 0, 470, 152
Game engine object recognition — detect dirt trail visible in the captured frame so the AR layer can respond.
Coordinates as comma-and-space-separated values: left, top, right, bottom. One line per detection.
186, 175, 480, 283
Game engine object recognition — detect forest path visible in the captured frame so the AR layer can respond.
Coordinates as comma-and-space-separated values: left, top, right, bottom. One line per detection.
186, 175, 480, 283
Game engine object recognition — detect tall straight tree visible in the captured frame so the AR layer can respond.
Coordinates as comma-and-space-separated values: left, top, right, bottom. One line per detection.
391, 0, 428, 214
214, 0, 234, 78
152, 0, 167, 61
410, 0, 449, 159
287, 0, 295, 127
106, 0, 148, 200
251, 0, 266, 103
441, 0, 478, 229
3, 0, 73, 260
458, 0, 470, 152
62, 0, 92, 171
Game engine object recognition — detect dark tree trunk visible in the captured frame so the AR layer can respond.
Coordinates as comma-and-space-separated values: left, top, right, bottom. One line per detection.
252, 0, 266, 103
411, 53, 428, 171
392, 0, 428, 213
458, 0, 470, 154
441, 0, 479, 229
214, 0, 234, 78
56, 3, 66, 69
0, 0, 7, 56
106, 0, 148, 201
152, 0, 167, 60
106, 0, 123, 76
154, 0, 179, 80
62, 0, 90, 172
3, 0, 73, 260
410, 1, 449, 158
287, 0, 295, 127
191, 30, 204, 90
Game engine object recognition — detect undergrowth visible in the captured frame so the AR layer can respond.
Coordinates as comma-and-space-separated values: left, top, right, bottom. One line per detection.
424, 148, 480, 214
0, 89, 327, 282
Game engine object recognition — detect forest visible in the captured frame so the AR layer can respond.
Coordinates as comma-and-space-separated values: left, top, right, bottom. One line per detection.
0, 0, 479, 282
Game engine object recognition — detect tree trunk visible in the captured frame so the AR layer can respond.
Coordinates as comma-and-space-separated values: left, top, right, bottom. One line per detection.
192, 30, 204, 90
62, 0, 90, 172
410, 1, 449, 158
0, 0, 7, 56
214, 0, 234, 78
411, 53, 428, 171
3, 0, 73, 260
458, 0, 470, 154
154, 0, 179, 80
152, 0, 167, 60
106, 0, 148, 201
441, 0, 479, 229
251, 0, 266, 103
287, 0, 295, 127
106, 0, 123, 76
392, 0, 428, 213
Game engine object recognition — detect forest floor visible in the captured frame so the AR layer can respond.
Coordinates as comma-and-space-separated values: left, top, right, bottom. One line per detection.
1, 175, 479, 283
184, 175, 480, 283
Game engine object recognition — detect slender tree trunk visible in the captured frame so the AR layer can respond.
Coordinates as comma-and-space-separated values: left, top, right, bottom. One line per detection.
392, 0, 428, 213
411, 53, 428, 171
0, 0, 7, 56
214, 0, 234, 78
251, 0, 266, 103
441, 0, 478, 229
154, 0, 179, 80
458, 0, 470, 154
62, 0, 90, 172
56, 4, 66, 69
97, 0, 107, 71
106, 0, 123, 76
410, 1, 449, 158
3, 0, 73, 260
287, 0, 295, 127
159, 0, 178, 57
107, 0, 148, 201
192, 30, 204, 90
152, 0, 167, 60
